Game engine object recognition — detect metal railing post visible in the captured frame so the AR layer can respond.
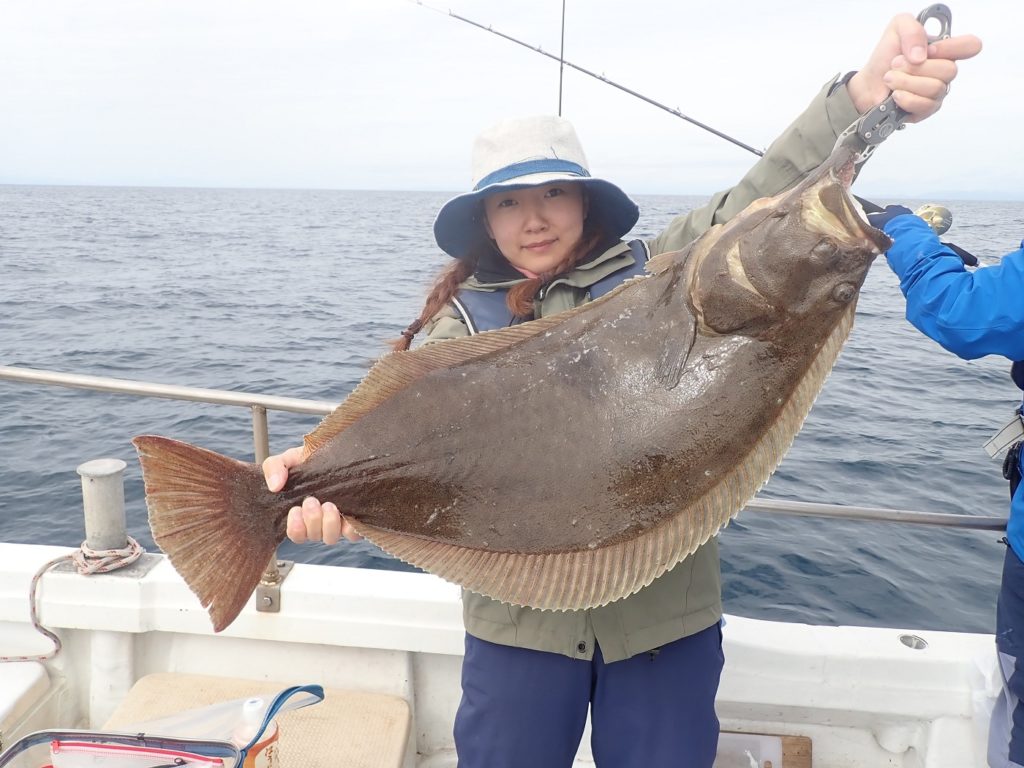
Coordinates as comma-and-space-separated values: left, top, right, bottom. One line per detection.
251, 404, 292, 612
252, 404, 270, 464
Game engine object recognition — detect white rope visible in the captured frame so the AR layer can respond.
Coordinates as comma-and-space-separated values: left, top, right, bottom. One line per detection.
0, 537, 146, 663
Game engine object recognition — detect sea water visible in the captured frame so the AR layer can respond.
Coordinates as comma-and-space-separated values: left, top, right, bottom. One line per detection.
2, 184, 1022, 633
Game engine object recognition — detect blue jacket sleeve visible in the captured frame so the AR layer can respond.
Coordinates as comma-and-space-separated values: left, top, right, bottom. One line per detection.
884, 214, 1024, 361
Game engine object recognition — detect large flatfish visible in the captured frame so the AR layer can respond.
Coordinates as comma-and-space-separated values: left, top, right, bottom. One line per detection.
134, 145, 890, 632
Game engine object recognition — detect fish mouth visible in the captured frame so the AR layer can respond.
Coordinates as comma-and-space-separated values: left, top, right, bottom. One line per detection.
802, 148, 890, 252
833, 150, 858, 189
827, 157, 869, 228
847, 195, 876, 236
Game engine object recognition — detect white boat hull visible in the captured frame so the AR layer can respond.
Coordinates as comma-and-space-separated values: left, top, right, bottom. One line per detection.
0, 542, 1000, 767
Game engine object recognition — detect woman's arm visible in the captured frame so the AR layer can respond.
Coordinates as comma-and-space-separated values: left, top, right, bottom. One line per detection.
648, 14, 980, 255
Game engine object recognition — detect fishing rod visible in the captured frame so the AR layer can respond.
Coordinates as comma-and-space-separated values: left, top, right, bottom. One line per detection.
409, 0, 765, 157
557, 0, 566, 116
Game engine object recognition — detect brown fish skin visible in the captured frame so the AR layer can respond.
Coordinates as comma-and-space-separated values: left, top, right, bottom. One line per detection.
133, 144, 890, 632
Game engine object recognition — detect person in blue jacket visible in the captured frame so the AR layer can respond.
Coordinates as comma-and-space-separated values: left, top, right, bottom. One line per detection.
869, 205, 1024, 768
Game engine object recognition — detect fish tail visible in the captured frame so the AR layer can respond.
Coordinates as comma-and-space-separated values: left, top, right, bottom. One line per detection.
132, 434, 286, 632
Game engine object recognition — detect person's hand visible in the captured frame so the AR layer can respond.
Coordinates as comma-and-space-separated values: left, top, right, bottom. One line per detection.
262, 446, 363, 544
847, 13, 982, 123
867, 204, 914, 230
867, 205, 979, 266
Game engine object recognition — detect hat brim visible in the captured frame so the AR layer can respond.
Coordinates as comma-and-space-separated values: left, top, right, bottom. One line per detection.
433, 174, 639, 259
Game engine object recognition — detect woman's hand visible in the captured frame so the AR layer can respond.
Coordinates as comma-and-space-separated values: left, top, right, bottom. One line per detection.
262, 446, 363, 544
847, 13, 982, 122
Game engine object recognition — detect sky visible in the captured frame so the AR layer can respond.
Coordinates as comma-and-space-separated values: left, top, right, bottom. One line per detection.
2, 0, 1021, 200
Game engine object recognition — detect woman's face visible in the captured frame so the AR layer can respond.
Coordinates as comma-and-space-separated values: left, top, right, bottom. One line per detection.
482, 182, 587, 276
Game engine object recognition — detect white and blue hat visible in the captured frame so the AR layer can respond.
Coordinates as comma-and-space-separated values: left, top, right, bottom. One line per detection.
433, 116, 640, 259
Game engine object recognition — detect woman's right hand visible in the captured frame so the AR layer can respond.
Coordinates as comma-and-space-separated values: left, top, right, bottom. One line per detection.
262, 446, 363, 545
846, 13, 981, 123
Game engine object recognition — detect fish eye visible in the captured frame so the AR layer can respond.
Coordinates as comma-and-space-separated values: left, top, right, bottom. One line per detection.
832, 282, 856, 303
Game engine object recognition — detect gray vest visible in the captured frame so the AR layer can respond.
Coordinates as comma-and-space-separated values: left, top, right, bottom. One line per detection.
451, 239, 649, 334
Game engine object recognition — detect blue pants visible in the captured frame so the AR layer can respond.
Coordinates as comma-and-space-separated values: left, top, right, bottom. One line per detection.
453, 623, 723, 768
992, 545, 1024, 768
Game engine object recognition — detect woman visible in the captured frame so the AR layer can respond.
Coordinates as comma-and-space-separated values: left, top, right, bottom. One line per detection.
264, 14, 980, 767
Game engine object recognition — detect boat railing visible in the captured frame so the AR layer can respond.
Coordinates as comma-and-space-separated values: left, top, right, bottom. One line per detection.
1, 364, 1008, 536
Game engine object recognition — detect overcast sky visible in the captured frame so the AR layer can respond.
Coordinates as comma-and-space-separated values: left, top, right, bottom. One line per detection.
2, 0, 1020, 200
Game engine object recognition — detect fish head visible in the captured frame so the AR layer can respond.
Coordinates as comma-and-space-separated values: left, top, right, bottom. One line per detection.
689, 145, 892, 337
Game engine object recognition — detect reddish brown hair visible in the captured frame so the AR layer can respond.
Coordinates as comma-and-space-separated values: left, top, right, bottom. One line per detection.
392, 216, 608, 352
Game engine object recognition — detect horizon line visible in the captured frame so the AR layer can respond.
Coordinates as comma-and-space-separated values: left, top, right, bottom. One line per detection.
1, 181, 1020, 204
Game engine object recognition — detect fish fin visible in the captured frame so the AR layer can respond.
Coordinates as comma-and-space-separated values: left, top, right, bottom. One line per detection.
302, 313, 573, 457
132, 435, 282, 632
348, 304, 857, 611
349, 518, 683, 611
645, 229, 714, 276
644, 249, 682, 275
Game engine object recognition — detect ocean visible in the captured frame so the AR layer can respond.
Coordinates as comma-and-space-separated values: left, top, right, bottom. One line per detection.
2, 184, 1022, 634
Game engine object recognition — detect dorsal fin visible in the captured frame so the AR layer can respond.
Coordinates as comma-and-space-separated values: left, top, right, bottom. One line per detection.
645, 249, 680, 275
303, 311, 569, 457
645, 222, 724, 276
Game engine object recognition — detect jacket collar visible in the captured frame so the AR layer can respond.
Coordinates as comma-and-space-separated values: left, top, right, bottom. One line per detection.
471, 238, 632, 287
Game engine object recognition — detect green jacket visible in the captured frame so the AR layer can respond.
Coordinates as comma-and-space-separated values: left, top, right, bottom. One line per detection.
424, 74, 863, 662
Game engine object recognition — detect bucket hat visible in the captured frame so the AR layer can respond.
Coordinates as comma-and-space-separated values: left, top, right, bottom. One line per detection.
433, 116, 639, 259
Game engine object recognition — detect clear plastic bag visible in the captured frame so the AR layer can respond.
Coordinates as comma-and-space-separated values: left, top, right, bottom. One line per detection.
115, 685, 323, 760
